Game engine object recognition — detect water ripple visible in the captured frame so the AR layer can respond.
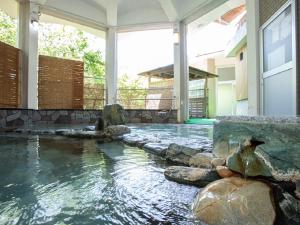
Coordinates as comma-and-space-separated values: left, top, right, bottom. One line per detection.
0, 135, 202, 225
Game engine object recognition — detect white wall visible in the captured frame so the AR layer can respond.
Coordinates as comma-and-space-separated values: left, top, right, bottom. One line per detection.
236, 99, 249, 115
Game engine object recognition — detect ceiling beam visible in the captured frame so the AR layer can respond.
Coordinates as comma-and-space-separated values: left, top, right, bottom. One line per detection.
188, 0, 244, 31
157, 0, 179, 22
183, 0, 228, 25
92, 0, 118, 27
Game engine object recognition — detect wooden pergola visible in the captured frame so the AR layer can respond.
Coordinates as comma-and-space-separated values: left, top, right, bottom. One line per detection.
138, 64, 218, 81
139, 64, 218, 118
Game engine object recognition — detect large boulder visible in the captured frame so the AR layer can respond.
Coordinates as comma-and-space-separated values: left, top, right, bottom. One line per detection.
192, 177, 276, 225
165, 143, 201, 165
102, 104, 126, 128
213, 118, 300, 181
164, 166, 220, 187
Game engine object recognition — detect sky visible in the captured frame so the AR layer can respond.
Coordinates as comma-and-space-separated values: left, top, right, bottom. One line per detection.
117, 29, 174, 79
116, 22, 234, 79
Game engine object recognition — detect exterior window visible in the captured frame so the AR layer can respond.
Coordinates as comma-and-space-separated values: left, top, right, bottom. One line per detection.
263, 5, 292, 72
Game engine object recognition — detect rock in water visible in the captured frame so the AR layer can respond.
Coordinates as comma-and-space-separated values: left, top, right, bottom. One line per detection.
95, 117, 105, 131
189, 153, 214, 168
277, 192, 300, 225
211, 158, 225, 167
102, 104, 126, 127
226, 137, 272, 178
166, 143, 201, 165
216, 166, 239, 178
143, 143, 169, 156
164, 166, 220, 187
104, 125, 130, 137
296, 180, 300, 200
192, 177, 276, 225
272, 183, 300, 225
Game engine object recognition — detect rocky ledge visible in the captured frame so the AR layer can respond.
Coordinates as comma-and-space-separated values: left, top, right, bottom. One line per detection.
162, 117, 300, 225
122, 129, 213, 165
3, 104, 131, 143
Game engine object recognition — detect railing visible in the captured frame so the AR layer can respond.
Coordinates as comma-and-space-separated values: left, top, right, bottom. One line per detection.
117, 88, 175, 110
189, 88, 208, 118
84, 76, 105, 110
189, 89, 206, 99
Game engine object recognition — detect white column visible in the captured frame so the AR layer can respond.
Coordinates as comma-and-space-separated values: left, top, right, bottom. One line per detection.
18, 0, 39, 109
174, 22, 189, 123
206, 59, 217, 118
105, 27, 118, 105
246, 0, 260, 115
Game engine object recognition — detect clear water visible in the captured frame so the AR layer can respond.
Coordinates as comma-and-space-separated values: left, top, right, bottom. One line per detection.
128, 124, 213, 140
0, 129, 205, 225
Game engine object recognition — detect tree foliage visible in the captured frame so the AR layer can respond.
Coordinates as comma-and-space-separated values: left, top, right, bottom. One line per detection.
0, 10, 17, 47
118, 74, 147, 109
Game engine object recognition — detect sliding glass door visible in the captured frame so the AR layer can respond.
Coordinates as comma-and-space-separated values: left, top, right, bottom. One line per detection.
260, 1, 297, 116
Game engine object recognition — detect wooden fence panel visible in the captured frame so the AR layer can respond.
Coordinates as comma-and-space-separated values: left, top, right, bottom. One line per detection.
0, 41, 20, 108
38, 55, 84, 109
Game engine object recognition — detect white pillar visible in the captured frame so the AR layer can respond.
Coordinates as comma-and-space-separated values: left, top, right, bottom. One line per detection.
206, 59, 217, 118
105, 27, 118, 105
18, 0, 39, 109
246, 0, 260, 115
174, 22, 189, 123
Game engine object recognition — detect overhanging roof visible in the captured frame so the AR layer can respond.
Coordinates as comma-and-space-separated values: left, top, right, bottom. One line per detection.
5, 0, 228, 30
138, 64, 218, 80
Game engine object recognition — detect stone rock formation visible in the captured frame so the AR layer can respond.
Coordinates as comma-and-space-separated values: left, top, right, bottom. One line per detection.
104, 125, 130, 137
192, 177, 276, 225
164, 166, 220, 187
165, 143, 202, 165
189, 153, 214, 168
96, 104, 126, 131
271, 182, 300, 225
211, 158, 225, 167
213, 119, 300, 181
226, 137, 272, 178
216, 166, 239, 178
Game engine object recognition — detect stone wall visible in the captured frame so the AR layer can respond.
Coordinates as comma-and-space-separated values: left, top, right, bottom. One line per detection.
214, 117, 300, 159
213, 116, 300, 180
124, 110, 177, 124
0, 109, 178, 129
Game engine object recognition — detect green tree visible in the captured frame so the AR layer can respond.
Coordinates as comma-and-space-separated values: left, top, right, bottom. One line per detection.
118, 74, 147, 109
0, 10, 17, 46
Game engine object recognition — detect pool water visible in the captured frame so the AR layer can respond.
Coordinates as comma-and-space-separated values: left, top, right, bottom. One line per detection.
0, 133, 203, 225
